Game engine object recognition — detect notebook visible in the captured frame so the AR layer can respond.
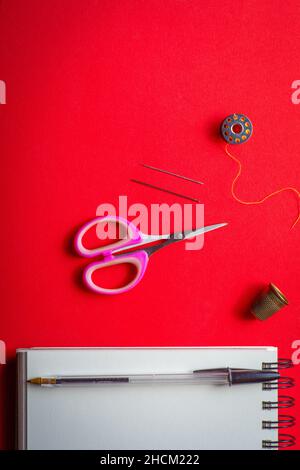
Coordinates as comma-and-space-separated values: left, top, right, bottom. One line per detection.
17, 347, 282, 450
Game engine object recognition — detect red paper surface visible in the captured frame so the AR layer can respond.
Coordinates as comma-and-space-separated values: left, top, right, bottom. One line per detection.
0, 0, 299, 449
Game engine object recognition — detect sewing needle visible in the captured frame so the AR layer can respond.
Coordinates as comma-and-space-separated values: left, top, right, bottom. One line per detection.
131, 179, 200, 202
140, 163, 204, 185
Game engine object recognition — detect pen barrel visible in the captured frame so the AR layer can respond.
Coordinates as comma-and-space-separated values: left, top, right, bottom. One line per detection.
129, 372, 229, 385
43, 372, 230, 386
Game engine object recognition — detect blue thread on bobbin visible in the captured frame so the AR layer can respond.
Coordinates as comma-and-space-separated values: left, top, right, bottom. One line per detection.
221, 113, 253, 144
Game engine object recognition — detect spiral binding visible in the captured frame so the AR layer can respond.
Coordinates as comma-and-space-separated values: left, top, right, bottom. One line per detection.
262, 415, 295, 429
262, 434, 296, 449
262, 359, 293, 370
261, 359, 296, 449
262, 376, 295, 390
262, 395, 295, 409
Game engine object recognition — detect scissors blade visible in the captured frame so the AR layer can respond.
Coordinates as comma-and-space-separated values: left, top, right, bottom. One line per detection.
114, 223, 227, 257
181, 223, 228, 240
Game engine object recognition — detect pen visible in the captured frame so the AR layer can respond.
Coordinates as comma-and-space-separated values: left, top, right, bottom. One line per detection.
28, 368, 280, 387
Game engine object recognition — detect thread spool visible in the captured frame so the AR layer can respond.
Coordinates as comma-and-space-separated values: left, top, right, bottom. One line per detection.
221, 113, 300, 228
221, 113, 253, 144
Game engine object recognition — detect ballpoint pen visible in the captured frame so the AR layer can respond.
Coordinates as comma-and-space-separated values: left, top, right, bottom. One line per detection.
28, 368, 280, 387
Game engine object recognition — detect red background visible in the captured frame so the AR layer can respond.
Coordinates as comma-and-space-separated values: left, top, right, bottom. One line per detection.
0, 0, 299, 449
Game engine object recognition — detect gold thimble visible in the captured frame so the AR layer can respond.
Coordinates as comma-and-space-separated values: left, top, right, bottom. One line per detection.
251, 283, 288, 320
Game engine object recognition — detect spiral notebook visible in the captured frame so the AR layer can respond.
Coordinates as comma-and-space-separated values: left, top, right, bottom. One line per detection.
16, 347, 295, 450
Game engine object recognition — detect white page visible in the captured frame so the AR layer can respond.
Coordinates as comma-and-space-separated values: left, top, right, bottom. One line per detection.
18, 347, 278, 450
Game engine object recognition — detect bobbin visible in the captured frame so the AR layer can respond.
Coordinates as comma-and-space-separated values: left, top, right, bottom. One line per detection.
221, 113, 253, 144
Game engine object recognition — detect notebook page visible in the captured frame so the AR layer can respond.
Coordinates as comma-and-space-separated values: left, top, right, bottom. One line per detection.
21, 347, 278, 450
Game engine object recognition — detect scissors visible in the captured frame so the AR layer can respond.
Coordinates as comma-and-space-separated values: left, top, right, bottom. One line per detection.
74, 216, 227, 295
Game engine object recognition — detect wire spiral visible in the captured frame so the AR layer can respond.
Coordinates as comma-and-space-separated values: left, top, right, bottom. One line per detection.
262, 359, 296, 449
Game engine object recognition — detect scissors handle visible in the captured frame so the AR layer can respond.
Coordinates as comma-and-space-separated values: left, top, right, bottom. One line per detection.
83, 251, 149, 295
74, 216, 142, 258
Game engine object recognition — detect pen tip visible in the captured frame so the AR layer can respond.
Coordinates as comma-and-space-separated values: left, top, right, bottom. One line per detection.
27, 378, 42, 385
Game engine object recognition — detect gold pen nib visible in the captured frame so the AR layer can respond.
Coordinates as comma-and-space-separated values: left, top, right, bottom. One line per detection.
28, 377, 42, 385
27, 377, 56, 385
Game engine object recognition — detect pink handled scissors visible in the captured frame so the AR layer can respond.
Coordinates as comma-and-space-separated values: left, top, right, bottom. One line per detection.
74, 216, 227, 295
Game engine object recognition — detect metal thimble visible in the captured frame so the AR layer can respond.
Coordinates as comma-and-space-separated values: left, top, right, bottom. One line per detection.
251, 283, 288, 320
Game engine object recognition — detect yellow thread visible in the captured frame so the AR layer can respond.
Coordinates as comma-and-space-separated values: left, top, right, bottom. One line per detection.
225, 144, 300, 229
